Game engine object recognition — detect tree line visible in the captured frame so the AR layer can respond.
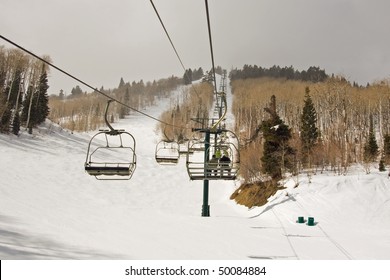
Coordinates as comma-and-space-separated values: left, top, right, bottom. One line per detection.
183, 66, 224, 85
230, 64, 328, 83
183, 67, 204, 85
49, 75, 182, 132
0, 46, 50, 135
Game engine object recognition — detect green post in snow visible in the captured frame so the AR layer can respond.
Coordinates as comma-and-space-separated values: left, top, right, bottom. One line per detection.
202, 130, 210, 217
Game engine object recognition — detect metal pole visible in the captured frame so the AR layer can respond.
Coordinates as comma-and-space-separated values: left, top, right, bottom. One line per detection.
202, 129, 210, 217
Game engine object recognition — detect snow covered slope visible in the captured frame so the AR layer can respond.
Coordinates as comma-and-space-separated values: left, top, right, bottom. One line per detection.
1, 83, 390, 260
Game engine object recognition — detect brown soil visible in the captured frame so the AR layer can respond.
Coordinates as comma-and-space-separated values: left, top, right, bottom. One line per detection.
230, 180, 285, 208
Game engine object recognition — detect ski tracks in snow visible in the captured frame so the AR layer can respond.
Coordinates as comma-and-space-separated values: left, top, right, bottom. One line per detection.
271, 193, 353, 260
248, 190, 354, 260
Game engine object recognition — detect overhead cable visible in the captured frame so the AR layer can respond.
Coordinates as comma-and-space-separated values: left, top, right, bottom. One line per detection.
150, 0, 201, 99
204, 0, 218, 94
0, 34, 188, 129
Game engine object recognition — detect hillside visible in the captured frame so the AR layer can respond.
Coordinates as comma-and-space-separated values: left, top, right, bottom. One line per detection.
1, 81, 390, 260
231, 77, 390, 185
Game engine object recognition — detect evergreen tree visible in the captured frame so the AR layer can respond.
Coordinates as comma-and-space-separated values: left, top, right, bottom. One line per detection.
383, 133, 390, 164
363, 115, 379, 162
118, 77, 125, 88
183, 69, 193, 85
193, 67, 204, 80
0, 103, 11, 133
59, 89, 65, 99
261, 95, 294, 179
300, 87, 318, 167
124, 87, 130, 105
35, 71, 50, 124
12, 112, 20, 135
70, 85, 83, 97
119, 87, 131, 118
379, 156, 386, 171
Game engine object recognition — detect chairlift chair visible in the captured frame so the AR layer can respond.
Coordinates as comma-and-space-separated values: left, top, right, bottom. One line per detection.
84, 100, 137, 180
186, 130, 240, 181
155, 140, 180, 165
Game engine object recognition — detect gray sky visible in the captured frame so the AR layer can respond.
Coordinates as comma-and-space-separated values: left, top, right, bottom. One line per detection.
1, 0, 389, 95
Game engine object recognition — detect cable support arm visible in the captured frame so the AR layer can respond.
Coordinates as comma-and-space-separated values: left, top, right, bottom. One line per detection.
104, 100, 116, 132
211, 92, 227, 130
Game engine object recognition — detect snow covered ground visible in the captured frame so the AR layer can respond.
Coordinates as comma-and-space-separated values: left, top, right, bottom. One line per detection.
1, 81, 390, 261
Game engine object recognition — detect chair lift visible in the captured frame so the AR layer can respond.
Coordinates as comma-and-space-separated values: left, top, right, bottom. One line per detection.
155, 140, 180, 165
186, 92, 240, 180
186, 130, 240, 180
84, 100, 137, 180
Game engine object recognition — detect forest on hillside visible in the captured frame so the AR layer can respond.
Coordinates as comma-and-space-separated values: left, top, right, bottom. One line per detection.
232, 76, 390, 182
0, 46, 187, 134
154, 66, 390, 189
49, 76, 182, 132
0, 46, 50, 135
48, 64, 220, 132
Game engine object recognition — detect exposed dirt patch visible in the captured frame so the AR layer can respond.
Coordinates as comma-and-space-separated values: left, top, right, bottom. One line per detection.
230, 180, 285, 208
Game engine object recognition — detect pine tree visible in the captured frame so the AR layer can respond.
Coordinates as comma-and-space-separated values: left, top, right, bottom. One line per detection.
363, 114, 379, 162
12, 112, 20, 135
0, 104, 11, 133
35, 71, 50, 124
59, 89, 64, 99
300, 87, 318, 167
183, 69, 193, 85
70, 85, 83, 97
261, 95, 294, 179
118, 77, 125, 88
379, 156, 386, 171
383, 133, 390, 164
123, 87, 130, 114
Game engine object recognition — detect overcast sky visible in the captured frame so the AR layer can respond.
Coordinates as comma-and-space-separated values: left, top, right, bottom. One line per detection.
1, 0, 389, 95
